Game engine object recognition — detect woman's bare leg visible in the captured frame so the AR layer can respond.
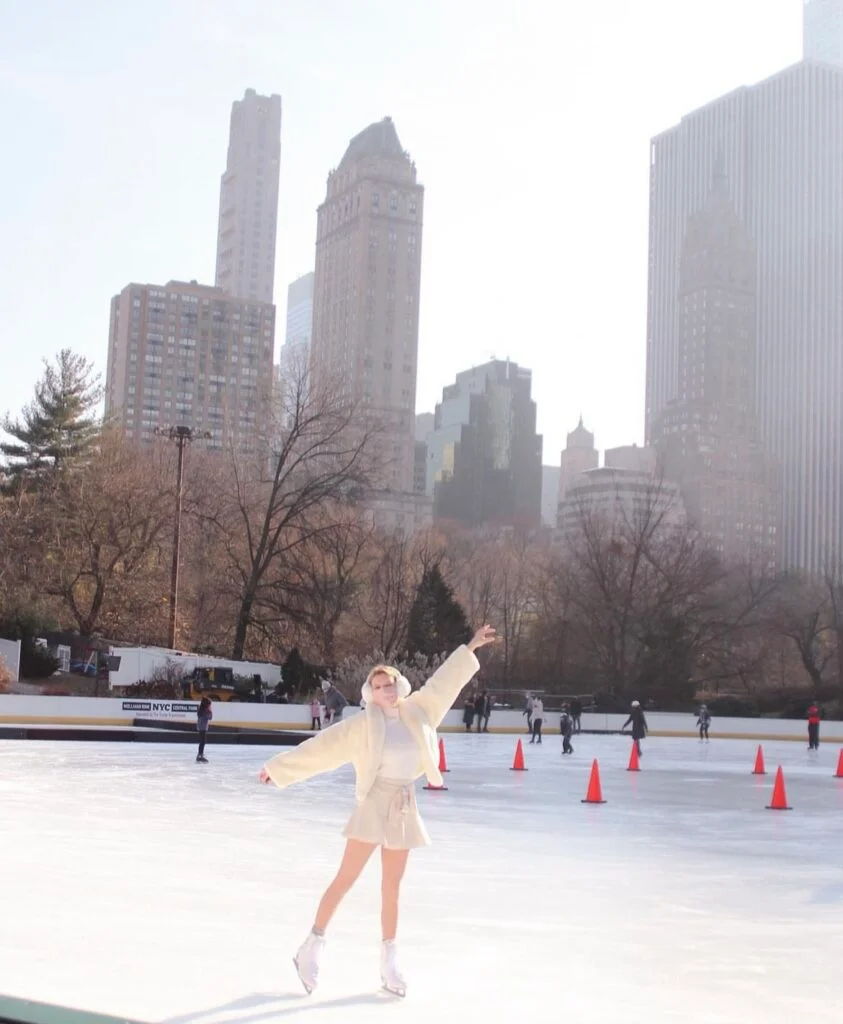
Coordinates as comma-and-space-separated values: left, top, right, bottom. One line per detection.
313, 839, 376, 933
380, 848, 410, 941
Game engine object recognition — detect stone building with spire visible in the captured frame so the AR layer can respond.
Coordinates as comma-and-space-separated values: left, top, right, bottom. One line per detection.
310, 117, 424, 494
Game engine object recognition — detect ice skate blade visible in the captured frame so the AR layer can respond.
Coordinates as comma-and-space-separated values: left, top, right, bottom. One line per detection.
294, 956, 314, 995
382, 981, 406, 998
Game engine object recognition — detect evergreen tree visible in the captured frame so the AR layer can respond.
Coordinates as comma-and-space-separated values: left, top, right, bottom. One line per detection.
406, 565, 471, 657
281, 647, 306, 697
1, 349, 102, 486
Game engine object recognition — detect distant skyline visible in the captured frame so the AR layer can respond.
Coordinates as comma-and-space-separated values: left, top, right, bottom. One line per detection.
0, 0, 805, 463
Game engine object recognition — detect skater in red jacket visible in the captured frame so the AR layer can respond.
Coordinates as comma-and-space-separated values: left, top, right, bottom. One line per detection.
807, 703, 822, 750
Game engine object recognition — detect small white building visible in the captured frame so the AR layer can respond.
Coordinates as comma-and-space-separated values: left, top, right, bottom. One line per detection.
558, 467, 686, 537
107, 646, 282, 690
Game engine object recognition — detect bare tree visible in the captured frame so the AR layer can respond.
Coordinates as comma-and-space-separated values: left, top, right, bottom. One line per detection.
196, 369, 380, 660
284, 508, 376, 664
529, 545, 581, 689
771, 572, 838, 694
355, 529, 432, 658
564, 475, 725, 702
37, 430, 173, 638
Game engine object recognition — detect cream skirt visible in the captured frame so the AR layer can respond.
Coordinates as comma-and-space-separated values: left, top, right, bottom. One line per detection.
342, 778, 431, 850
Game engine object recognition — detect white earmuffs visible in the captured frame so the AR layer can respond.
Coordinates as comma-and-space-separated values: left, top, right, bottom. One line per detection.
361, 669, 411, 704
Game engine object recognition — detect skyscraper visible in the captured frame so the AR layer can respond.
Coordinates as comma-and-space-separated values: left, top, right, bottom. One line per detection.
284, 272, 314, 351
428, 360, 543, 530
646, 60, 843, 573
804, 0, 843, 67
557, 419, 599, 510
652, 176, 778, 568
105, 280, 275, 449
277, 272, 314, 397
310, 117, 424, 492
215, 89, 282, 304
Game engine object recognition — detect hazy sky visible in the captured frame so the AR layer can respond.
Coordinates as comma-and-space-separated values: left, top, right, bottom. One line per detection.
0, 0, 803, 462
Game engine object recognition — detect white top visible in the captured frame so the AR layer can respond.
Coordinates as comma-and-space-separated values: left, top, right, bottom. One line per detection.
378, 716, 421, 781
532, 699, 544, 718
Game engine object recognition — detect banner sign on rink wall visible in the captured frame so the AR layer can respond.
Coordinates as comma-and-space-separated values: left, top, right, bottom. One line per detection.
121, 700, 197, 720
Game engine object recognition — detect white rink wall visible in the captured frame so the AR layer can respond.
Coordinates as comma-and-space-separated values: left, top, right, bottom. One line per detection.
0, 695, 842, 742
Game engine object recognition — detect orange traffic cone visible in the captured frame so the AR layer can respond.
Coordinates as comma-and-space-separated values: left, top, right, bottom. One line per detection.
766, 766, 792, 810
581, 759, 606, 804
752, 745, 766, 775
510, 738, 528, 771
627, 742, 640, 772
425, 738, 450, 788
834, 749, 843, 779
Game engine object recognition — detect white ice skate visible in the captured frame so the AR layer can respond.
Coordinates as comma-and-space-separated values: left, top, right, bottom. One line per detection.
380, 940, 407, 997
293, 932, 325, 995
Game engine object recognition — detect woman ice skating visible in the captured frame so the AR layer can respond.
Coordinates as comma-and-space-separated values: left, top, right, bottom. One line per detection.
622, 699, 648, 757
697, 703, 711, 741
196, 697, 213, 763
259, 624, 497, 998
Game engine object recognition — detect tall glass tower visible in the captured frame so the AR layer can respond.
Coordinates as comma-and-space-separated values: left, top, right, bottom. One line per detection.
647, 61, 843, 574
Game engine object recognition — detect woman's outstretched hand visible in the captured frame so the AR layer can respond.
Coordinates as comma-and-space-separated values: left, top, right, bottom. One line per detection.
259, 768, 271, 785
467, 624, 497, 652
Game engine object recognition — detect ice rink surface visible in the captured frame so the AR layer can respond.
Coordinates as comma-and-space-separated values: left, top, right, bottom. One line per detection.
1, 731, 842, 1024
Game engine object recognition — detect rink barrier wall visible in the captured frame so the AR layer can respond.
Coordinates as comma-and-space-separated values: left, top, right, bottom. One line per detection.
1, 695, 843, 742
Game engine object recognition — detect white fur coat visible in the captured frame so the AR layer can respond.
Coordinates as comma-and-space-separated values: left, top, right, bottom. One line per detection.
263, 645, 480, 801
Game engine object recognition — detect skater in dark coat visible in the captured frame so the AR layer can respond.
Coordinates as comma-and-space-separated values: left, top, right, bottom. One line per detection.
463, 697, 475, 732
560, 709, 574, 755
476, 690, 491, 732
522, 694, 533, 734
196, 697, 213, 763
621, 700, 648, 757
696, 704, 711, 741
807, 703, 822, 750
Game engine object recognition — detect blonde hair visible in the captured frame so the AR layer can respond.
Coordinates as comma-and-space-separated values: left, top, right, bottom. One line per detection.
361, 664, 411, 702
365, 664, 403, 686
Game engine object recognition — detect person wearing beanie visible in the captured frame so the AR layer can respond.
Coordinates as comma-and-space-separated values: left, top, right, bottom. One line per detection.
621, 699, 648, 757
320, 678, 348, 725
259, 625, 497, 998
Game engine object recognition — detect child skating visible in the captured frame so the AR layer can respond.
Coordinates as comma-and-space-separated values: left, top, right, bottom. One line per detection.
309, 696, 322, 731
259, 624, 497, 998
